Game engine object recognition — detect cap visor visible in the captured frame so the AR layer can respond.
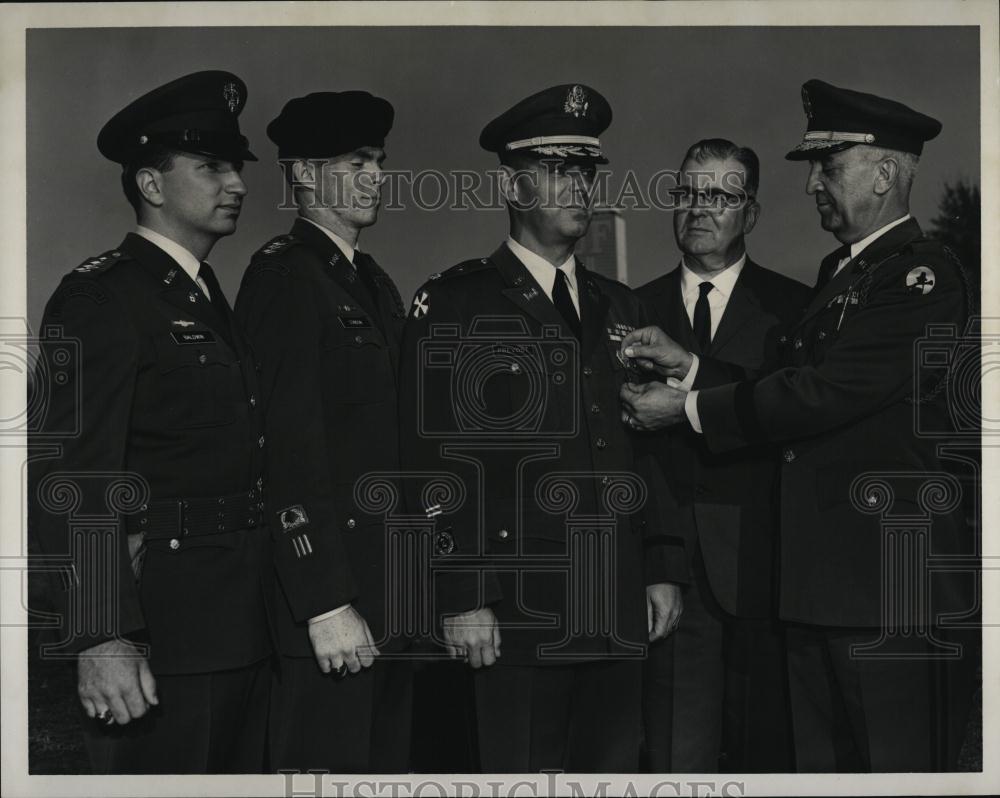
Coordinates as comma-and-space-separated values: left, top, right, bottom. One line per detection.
785, 139, 856, 161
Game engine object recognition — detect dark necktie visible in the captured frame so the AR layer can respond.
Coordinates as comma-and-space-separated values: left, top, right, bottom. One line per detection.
692, 281, 713, 352
197, 262, 232, 321
816, 246, 850, 291
553, 267, 582, 341
354, 251, 381, 309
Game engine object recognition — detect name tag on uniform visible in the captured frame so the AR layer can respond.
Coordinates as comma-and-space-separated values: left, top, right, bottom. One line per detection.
338, 315, 372, 329
171, 330, 216, 345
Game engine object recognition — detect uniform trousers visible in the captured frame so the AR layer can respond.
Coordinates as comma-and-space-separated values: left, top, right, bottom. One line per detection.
786, 624, 957, 772
474, 659, 642, 773
81, 656, 270, 774
644, 546, 793, 772
269, 656, 413, 773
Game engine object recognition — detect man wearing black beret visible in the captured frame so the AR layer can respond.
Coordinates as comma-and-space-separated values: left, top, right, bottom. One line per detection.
620, 79, 974, 771
398, 84, 687, 772
236, 90, 411, 772
30, 70, 272, 773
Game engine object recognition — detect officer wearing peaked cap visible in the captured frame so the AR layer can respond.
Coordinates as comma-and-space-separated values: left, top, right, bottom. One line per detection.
30, 71, 272, 773
235, 90, 412, 773
399, 84, 687, 773
620, 79, 974, 771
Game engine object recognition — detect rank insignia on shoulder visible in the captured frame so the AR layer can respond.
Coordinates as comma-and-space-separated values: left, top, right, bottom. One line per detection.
906, 266, 935, 294
278, 504, 309, 532
412, 290, 430, 319
428, 272, 442, 281
259, 235, 297, 256
74, 249, 124, 274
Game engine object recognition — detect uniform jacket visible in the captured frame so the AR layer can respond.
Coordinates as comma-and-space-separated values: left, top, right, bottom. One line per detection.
637, 260, 811, 617
398, 242, 687, 665
30, 232, 271, 674
697, 219, 971, 627
236, 218, 408, 656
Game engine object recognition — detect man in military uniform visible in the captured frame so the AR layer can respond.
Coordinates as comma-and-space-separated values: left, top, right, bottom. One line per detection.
398, 84, 687, 773
30, 71, 271, 773
621, 79, 972, 771
637, 138, 809, 772
235, 90, 411, 773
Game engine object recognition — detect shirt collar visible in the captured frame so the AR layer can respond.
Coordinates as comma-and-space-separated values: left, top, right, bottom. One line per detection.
135, 225, 202, 283
849, 214, 912, 260
679, 252, 746, 301
506, 236, 577, 296
301, 217, 358, 264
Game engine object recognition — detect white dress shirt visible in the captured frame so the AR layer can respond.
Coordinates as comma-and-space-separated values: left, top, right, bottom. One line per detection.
135, 225, 211, 299
301, 216, 360, 265
686, 216, 913, 433
506, 236, 580, 317
679, 254, 746, 340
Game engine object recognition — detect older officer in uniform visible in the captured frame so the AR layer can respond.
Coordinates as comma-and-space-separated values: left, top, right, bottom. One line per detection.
30, 71, 270, 773
637, 138, 810, 772
235, 91, 411, 773
399, 84, 687, 773
621, 80, 971, 771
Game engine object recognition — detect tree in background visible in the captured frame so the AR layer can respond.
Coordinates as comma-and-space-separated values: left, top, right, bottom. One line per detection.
928, 179, 981, 300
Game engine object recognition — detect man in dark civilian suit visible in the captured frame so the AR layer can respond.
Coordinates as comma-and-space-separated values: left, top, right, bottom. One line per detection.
636, 139, 810, 772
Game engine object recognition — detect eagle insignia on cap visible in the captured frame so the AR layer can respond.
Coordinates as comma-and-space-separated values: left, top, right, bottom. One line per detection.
564, 85, 589, 118
801, 86, 813, 120
223, 81, 241, 114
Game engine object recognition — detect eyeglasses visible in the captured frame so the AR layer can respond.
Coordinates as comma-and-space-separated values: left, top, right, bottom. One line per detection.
669, 187, 755, 212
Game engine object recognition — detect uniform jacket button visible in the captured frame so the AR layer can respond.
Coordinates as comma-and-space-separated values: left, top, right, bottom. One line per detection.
793, 338, 803, 350
498, 528, 509, 539
346, 518, 357, 529
198, 353, 208, 364
169, 538, 180, 550
783, 447, 796, 463
583, 366, 593, 377
250, 395, 257, 407
258, 435, 265, 448
596, 437, 607, 449
818, 331, 827, 340
591, 403, 601, 414
601, 475, 610, 485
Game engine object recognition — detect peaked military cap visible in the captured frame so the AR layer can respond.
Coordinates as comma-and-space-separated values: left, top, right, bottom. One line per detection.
98, 70, 256, 164
266, 91, 394, 160
480, 84, 612, 164
786, 79, 942, 160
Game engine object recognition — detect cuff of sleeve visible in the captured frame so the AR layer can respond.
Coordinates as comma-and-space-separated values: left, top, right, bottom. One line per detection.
678, 354, 699, 390
308, 603, 351, 624
685, 389, 703, 433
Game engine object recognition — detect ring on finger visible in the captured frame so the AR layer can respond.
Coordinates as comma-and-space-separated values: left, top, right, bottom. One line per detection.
98, 709, 115, 725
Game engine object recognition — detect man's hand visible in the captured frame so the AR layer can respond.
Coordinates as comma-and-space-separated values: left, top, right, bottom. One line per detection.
621, 326, 693, 380
620, 380, 688, 431
647, 583, 683, 641
78, 639, 158, 725
308, 607, 380, 675
442, 607, 501, 668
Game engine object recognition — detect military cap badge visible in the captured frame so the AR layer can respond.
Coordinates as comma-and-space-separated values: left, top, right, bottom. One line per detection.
564, 85, 590, 117
223, 81, 241, 114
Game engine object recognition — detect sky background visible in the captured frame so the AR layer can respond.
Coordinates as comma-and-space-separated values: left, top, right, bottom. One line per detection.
26, 25, 980, 326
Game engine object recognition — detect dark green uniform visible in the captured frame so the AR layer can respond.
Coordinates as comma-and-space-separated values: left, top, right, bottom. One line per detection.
31, 232, 271, 772
697, 218, 974, 770
236, 217, 412, 772
399, 242, 687, 771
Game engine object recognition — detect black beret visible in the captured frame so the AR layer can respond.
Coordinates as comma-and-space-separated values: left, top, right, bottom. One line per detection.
786, 79, 942, 161
480, 84, 612, 164
266, 91, 394, 160
98, 70, 256, 165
